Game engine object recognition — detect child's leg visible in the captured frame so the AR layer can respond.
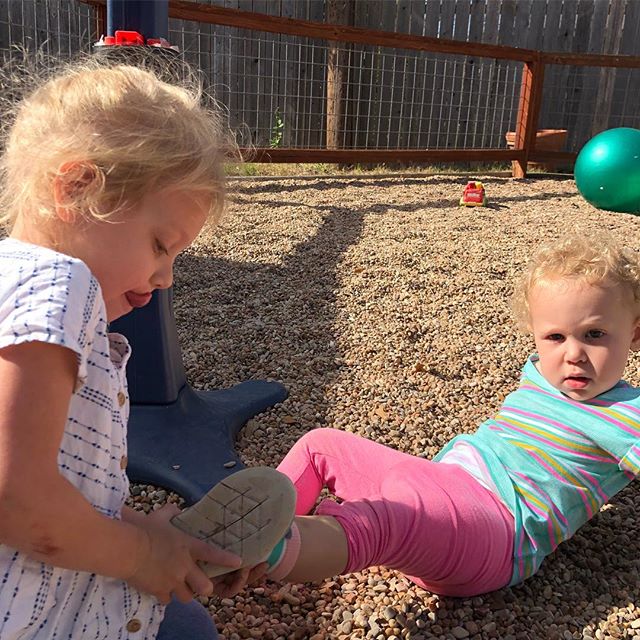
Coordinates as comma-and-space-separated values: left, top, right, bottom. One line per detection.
156, 597, 218, 640
270, 428, 416, 580
284, 514, 349, 582
281, 455, 514, 597
276, 428, 419, 514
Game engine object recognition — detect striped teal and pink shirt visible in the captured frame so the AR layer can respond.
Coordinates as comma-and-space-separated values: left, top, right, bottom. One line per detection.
435, 355, 640, 586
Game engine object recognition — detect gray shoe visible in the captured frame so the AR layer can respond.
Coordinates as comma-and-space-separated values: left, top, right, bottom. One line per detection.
171, 467, 296, 578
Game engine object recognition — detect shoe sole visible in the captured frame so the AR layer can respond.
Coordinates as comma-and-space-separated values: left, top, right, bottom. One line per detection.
170, 467, 297, 578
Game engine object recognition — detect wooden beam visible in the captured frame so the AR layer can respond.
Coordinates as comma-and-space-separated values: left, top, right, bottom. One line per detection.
540, 51, 640, 69
240, 148, 526, 163
512, 60, 545, 178
326, 0, 353, 150
241, 148, 576, 164
95, 3, 106, 41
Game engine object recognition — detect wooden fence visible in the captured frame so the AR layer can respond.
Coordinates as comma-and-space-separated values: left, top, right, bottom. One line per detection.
2, 1, 640, 176
160, 0, 640, 156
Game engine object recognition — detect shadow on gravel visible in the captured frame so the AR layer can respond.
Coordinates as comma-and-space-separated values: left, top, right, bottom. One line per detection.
172, 201, 366, 459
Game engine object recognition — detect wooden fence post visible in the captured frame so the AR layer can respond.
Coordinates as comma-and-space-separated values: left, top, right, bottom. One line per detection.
512, 58, 545, 178
95, 3, 107, 41
326, 0, 353, 151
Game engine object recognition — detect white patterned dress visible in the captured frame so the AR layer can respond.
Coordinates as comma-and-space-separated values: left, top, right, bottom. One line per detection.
0, 238, 164, 639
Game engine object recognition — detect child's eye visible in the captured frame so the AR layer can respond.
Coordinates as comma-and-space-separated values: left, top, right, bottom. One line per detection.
587, 329, 605, 339
547, 333, 564, 342
155, 239, 168, 256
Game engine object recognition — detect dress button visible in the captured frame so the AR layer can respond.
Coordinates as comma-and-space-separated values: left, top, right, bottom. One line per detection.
126, 618, 142, 632
120, 455, 128, 470
117, 391, 126, 407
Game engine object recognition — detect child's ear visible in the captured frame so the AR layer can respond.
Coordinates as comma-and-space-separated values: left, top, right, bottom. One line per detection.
630, 317, 640, 352
52, 161, 98, 223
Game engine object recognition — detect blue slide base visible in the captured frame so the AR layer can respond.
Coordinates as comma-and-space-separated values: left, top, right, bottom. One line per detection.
126, 380, 288, 505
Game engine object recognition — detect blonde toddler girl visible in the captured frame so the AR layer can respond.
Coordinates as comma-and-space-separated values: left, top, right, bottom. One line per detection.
0, 60, 245, 640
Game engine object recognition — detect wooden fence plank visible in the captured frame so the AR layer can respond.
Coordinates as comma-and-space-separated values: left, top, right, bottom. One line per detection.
540, 0, 562, 129
543, 0, 577, 133
574, 0, 607, 143
433, 1, 455, 148
300, 0, 326, 144
8, 1, 25, 52
293, 1, 318, 148
375, 0, 398, 148
366, 0, 382, 148
326, 0, 352, 148
409, 0, 426, 36
245, 146, 576, 164
280, 2, 301, 148
496, 0, 518, 144
451, 0, 472, 147
466, 0, 487, 147
403, 0, 427, 148
481, 0, 500, 44
394, 0, 414, 149
592, 0, 626, 134
0, 6, 8, 53
524, 0, 546, 51
482, 0, 505, 146
563, 0, 591, 148
46, 0, 63, 57
615, 0, 640, 129
232, 0, 256, 148
420, 0, 440, 148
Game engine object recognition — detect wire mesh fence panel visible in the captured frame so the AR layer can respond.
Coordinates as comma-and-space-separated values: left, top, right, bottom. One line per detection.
542, 64, 640, 151
0, 0, 95, 59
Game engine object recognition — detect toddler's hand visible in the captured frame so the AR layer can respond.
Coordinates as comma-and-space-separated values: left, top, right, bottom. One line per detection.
126, 503, 241, 604
211, 562, 269, 599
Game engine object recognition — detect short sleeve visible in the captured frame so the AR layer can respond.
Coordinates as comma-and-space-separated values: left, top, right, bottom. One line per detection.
0, 253, 102, 388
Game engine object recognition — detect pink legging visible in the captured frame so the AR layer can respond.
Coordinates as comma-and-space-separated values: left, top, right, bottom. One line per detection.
276, 428, 514, 596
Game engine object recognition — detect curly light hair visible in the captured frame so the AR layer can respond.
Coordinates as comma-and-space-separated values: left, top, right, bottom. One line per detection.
512, 232, 640, 331
0, 55, 235, 231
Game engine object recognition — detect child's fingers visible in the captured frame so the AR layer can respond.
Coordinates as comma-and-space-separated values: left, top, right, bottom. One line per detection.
246, 562, 268, 585
210, 567, 250, 598
226, 567, 250, 594
185, 568, 214, 599
153, 502, 182, 521
191, 538, 242, 569
154, 589, 173, 606
172, 580, 197, 604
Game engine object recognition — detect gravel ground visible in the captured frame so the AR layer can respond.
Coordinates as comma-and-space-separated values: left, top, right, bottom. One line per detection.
130, 175, 640, 640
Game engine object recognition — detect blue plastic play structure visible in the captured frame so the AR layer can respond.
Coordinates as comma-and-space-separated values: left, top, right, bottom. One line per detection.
104, 0, 287, 505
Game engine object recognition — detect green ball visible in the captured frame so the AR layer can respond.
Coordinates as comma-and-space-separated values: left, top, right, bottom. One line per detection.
574, 127, 640, 214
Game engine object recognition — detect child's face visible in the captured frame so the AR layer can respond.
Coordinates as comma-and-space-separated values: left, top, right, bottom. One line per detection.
528, 278, 640, 401
63, 189, 208, 322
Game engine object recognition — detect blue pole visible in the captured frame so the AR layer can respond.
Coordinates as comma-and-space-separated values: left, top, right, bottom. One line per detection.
107, 0, 168, 39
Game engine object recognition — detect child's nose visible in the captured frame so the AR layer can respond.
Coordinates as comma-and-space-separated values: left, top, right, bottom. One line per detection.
153, 263, 174, 290
565, 338, 586, 363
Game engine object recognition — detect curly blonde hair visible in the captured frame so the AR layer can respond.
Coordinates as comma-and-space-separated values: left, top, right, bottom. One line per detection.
512, 232, 640, 330
0, 55, 235, 231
